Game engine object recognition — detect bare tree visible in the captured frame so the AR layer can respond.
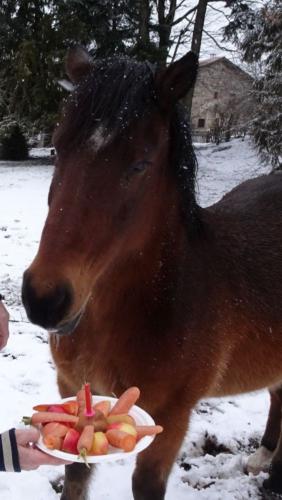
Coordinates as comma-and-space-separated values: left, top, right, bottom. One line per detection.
134, 1, 231, 115
133, 1, 230, 66
207, 91, 255, 143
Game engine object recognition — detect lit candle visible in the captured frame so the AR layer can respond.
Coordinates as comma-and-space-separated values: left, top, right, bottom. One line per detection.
84, 383, 95, 417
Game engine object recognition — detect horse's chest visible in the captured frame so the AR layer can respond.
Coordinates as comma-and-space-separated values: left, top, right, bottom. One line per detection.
51, 325, 136, 395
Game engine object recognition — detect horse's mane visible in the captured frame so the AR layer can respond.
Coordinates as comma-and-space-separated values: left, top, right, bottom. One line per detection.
58, 57, 198, 223
59, 58, 155, 149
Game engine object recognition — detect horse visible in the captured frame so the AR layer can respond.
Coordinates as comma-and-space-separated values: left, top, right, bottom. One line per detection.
22, 46, 282, 499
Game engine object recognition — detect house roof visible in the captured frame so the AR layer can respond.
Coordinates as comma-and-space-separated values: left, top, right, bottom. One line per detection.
199, 56, 253, 80
199, 56, 223, 67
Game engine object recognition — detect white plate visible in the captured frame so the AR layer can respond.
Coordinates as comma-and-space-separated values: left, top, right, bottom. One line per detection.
35, 395, 156, 463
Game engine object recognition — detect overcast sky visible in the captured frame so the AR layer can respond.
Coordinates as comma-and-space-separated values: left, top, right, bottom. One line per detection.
168, 1, 236, 63
171, 0, 267, 65
200, 2, 233, 59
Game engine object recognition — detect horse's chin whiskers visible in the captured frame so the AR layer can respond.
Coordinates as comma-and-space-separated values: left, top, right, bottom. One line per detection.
48, 293, 91, 336
50, 332, 61, 350
48, 307, 83, 336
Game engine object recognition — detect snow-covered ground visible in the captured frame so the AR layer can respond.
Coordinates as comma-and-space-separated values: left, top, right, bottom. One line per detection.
0, 138, 274, 499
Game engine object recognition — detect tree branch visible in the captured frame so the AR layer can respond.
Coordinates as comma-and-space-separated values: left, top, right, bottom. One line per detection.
173, 0, 189, 13
170, 12, 196, 62
171, 5, 197, 27
167, 0, 177, 25
208, 3, 230, 21
202, 27, 237, 53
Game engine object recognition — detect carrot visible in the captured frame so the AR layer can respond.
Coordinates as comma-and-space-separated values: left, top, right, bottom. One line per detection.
33, 403, 72, 413
22, 412, 78, 426
76, 386, 86, 414
75, 386, 89, 431
77, 425, 94, 466
43, 435, 63, 450
77, 425, 94, 453
136, 425, 163, 440
33, 404, 51, 412
106, 429, 136, 452
110, 387, 140, 416
42, 422, 69, 439
33, 401, 78, 415
62, 400, 79, 416
107, 414, 136, 426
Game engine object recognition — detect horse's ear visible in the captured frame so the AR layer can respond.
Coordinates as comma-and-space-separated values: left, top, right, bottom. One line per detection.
155, 52, 198, 108
65, 46, 93, 84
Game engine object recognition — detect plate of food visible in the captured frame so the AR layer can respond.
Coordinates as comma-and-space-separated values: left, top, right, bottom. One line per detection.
23, 385, 163, 464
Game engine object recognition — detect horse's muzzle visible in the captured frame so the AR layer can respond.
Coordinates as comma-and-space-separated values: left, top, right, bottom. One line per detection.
21, 272, 74, 330
47, 309, 84, 336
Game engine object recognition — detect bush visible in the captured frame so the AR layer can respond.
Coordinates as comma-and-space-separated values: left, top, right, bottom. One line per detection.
0, 123, 28, 160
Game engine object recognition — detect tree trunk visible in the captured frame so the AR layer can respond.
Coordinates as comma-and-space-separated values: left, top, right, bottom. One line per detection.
137, 0, 151, 53
186, 0, 208, 115
157, 0, 177, 67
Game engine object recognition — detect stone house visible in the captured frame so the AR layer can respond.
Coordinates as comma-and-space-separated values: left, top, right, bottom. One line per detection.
189, 56, 254, 142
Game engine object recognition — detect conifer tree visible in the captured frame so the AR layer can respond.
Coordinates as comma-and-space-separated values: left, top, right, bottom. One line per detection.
0, 1, 233, 135
0, 1, 137, 133
225, 0, 282, 169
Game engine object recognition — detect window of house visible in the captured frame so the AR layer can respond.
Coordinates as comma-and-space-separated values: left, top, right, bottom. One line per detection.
214, 92, 218, 99
198, 118, 205, 128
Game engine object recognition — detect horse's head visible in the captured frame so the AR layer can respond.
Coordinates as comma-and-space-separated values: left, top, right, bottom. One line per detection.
22, 47, 198, 335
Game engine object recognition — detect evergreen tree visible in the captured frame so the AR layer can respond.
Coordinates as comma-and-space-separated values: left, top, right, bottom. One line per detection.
0, 1, 231, 135
225, 0, 282, 169
0, 123, 29, 161
0, 1, 137, 134
0, 1, 65, 133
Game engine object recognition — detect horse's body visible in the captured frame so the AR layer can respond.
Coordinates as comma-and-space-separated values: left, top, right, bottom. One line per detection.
22, 48, 282, 499
52, 173, 282, 400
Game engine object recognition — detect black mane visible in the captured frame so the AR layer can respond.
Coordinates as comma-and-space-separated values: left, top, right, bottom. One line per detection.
59, 58, 156, 148
57, 57, 198, 221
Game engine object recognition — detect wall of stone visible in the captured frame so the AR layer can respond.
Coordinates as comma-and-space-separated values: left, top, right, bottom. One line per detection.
188, 59, 253, 135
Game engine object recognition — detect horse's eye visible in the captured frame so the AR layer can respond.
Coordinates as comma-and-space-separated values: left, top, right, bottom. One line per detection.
129, 160, 152, 174
121, 160, 152, 187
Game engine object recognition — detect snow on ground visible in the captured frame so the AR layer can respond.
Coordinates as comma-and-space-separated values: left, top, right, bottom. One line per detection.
0, 138, 275, 499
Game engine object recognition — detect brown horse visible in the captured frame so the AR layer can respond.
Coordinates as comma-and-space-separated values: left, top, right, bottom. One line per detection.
22, 46, 282, 499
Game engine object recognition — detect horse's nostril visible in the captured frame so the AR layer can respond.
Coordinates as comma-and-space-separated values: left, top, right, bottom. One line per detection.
22, 273, 73, 329
54, 286, 69, 309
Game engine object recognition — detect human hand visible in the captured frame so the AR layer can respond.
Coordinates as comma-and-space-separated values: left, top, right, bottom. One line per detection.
15, 428, 72, 470
0, 301, 9, 350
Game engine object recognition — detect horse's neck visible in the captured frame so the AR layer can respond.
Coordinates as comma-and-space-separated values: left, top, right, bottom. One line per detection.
94, 214, 192, 313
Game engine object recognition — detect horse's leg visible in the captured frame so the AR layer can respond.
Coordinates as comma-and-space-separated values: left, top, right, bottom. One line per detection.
262, 386, 282, 493
132, 402, 191, 500
56, 372, 95, 500
61, 463, 94, 500
246, 386, 282, 475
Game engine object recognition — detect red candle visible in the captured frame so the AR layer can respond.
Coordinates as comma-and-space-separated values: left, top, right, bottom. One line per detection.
84, 383, 95, 417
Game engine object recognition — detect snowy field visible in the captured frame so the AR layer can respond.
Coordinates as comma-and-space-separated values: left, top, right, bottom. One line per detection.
0, 138, 276, 499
